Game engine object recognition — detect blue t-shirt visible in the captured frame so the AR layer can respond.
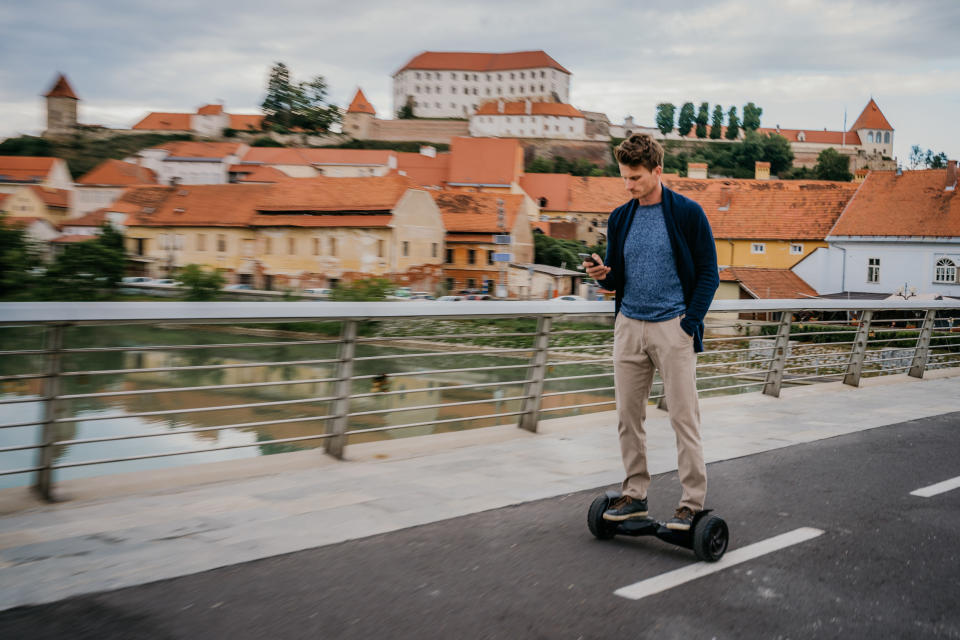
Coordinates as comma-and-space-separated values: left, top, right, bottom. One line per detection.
620, 203, 686, 322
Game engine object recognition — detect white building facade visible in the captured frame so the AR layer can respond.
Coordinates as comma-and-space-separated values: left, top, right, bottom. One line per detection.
393, 51, 571, 119
469, 100, 586, 140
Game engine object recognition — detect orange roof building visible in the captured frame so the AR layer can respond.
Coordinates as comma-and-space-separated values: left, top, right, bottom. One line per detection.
447, 137, 524, 189
130, 142, 249, 187
470, 100, 587, 140
393, 50, 571, 119
132, 103, 263, 135
0, 156, 73, 191
77, 159, 157, 186
347, 89, 376, 115
719, 267, 818, 299
792, 164, 960, 297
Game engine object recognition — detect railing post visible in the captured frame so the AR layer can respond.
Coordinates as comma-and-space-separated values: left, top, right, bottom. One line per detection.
908, 309, 936, 379
34, 324, 65, 502
762, 311, 792, 398
325, 320, 357, 459
518, 315, 552, 432
843, 310, 873, 387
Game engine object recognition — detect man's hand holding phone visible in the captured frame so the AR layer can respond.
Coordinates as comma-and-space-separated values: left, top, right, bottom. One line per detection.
579, 253, 610, 281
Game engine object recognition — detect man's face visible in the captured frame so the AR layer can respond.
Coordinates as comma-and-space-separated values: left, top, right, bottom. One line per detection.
619, 163, 662, 204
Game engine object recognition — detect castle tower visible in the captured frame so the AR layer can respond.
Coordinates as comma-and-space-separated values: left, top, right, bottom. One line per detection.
849, 98, 893, 159
44, 73, 79, 136
343, 88, 376, 139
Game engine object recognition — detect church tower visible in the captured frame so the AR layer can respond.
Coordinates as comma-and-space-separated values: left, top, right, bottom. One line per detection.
850, 98, 893, 159
44, 73, 79, 136
343, 88, 376, 139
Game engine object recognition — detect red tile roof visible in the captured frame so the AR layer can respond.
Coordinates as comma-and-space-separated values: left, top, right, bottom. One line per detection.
197, 104, 224, 116
240, 148, 395, 167
51, 234, 98, 244
475, 101, 584, 118
256, 176, 411, 212
28, 185, 70, 209
44, 74, 78, 99
448, 137, 523, 185
234, 165, 292, 183
249, 214, 393, 228
719, 267, 818, 299
662, 176, 858, 240
0, 156, 59, 183
347, 89, 376, 115
519, 173, 572, 210
757, 128, 862, 145
0, 193, 9, 207
396, 152, 450, 187
156, 141, 243, 159
849, 99, 893, 131
829, 169, 960, 237
568, 176, 631, 213
432, 191, 524, 233
132, 112, 192, 131
228, 114, 264, 131
76, 159, 158, 186
398, 50, 570, 75
65, 208, 107, 227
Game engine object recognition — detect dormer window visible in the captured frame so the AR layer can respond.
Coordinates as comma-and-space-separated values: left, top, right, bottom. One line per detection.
797, 131, 806, 142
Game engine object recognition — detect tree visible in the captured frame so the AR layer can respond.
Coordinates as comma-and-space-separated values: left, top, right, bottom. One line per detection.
725, 106, 740, 140
760, 133, 794, 175
656, 103, 676, 135
330, 277, 394, 301
533, 233, 582, 269
0, 214, 42, 300
39, 226, 126, 300
525, 156, 554, 173
677, 102, 696, 137
742, 102, 762, 131
0, 136, 54, 156
261, 62, 341, 132
911, 145, 949, 169
396, 96, 415, 119
695, 102, 709, 138
179, 264, 225, 301
710, 104, 724, 139
813, 148, 853, 181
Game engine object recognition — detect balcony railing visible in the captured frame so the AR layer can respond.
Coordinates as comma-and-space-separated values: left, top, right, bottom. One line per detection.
1, 299, 958, 501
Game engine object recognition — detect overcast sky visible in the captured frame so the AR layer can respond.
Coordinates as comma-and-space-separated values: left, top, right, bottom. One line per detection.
1, 0, 958, 165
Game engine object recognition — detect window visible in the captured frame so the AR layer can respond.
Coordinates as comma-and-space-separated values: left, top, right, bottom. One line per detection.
539, 197, 548, 207
313, 238, 320, 256
329, 237, 337, 256
751, 243, 766, 254
217, 234, 226, 253
402, 241, 409, 257
431, 243, 438, 258
288, 237, 295, 255
867, 257, 880, 283
790, 243, 804, 255
467, 278, 476, 289
934, 257, 957, 283
378, 239, 385, 258
446, 248, 453, 264
415, 72, 420, 79
451, 73, 457, 80
451, 87, 456, 94
197, 233, 206, 251
868, 132, 874, 143
468, 249, 476, 265
520, 72, 525, 79
884, 132, 890, 144
487, 250, 494, 265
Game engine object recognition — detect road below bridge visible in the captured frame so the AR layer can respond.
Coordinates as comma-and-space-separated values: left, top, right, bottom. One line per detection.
2, 412, 958, 639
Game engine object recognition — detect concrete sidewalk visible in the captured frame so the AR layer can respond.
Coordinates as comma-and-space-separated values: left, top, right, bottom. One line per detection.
1, 370, 958, 611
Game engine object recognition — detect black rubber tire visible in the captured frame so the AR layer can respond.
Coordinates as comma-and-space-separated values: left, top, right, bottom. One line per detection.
587, 494, 617, 540
693, 514, 729, 562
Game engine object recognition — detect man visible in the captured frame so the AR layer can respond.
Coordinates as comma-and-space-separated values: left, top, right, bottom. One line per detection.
584, 133, 719, 531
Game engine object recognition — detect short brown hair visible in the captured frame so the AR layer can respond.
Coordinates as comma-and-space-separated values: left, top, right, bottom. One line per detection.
614, 134, 664, 171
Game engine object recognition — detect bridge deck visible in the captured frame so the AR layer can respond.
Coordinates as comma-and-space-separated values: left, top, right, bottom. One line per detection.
1, 370, 958, 611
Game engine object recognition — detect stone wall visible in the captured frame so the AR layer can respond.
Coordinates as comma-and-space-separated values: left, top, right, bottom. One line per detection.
520, 139, 613, 168
368, 119, 470, 144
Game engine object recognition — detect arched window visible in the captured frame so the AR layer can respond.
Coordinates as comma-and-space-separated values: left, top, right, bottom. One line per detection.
884, 132, 890, 144
934, 257, 958, 283
867, 132, 874, 143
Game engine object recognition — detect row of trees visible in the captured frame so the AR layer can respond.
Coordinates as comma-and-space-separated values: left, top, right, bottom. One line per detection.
656, 102, 763, 140
663, 129, 794, 178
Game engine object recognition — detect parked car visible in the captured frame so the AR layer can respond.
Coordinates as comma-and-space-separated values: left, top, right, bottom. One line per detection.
152, 279, 182, 287
436, 295, 464, 302
224, 283, 253, 291
303, 288, 332, 298
121, 277, 153, 284
410, 294, 436, 301
549, 295, 587, 302
465, 294, 493, 300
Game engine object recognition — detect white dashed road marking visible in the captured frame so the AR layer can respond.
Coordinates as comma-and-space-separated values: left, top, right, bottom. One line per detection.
614, 527, 825, 601
911, 476, 960, 498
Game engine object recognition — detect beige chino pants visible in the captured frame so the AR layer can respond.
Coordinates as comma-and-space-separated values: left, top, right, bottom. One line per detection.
613, 313, 706, 511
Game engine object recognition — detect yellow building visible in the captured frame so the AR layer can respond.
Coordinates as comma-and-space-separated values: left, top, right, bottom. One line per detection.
119, 176, 446, 290
1, 185, 71, 227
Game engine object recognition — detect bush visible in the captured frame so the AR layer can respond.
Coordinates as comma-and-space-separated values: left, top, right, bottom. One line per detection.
330, 277, 394, 301
178, 264, 225, 301
251, 136, 284, 147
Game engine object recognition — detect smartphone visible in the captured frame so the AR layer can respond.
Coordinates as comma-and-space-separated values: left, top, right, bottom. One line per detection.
578, 252, 597, 268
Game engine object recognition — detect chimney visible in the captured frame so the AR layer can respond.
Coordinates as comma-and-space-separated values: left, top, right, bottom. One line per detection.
946, 160, 957, 192
687, 163, 707, 179
420, 145, 437, 158
754, 161, 770, 180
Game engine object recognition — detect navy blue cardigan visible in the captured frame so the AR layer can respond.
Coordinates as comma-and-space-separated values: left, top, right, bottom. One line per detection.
598, 185, 719, 352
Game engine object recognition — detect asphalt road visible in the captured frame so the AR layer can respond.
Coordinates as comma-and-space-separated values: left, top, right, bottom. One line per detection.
3, 412, 959, 640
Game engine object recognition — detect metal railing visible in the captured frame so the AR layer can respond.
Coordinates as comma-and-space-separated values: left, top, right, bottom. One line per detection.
1, 299, 958, 501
